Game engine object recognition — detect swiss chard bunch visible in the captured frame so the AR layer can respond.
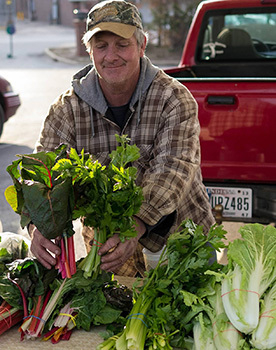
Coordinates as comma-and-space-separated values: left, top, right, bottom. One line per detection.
5, 144, 74, 239
5, 145, 76, 279
0, 257, 59, 340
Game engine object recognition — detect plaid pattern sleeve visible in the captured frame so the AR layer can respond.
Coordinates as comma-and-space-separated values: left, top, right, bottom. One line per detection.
129, 71, 214, 251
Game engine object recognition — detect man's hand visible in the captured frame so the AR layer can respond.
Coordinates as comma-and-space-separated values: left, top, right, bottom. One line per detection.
29, 225, 61, 269
98, 216, 146, 273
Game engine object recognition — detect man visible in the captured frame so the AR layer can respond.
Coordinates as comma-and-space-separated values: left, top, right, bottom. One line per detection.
29, 0, 215, 276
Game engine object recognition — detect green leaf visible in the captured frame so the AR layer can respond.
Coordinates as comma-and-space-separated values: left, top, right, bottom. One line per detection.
0, 248, 12, 262
180, 290, 201, 307
94, 305, 122, 325
22, 178, 73, 239
4, 185, 18, 213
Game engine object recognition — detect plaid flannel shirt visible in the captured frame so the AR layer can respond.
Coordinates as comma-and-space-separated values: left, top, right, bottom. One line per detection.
35, 57, 214, 276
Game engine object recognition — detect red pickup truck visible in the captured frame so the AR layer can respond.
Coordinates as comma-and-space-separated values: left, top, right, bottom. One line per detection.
164, 0, 276, 223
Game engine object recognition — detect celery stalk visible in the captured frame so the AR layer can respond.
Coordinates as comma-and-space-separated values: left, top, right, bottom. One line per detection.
96, 333, 121, 350
115, 332, 127, 350
116, 294, 154, 350
78, 227, 106, 279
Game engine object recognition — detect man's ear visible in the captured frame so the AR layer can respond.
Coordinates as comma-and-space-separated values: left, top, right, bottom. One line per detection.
140, 36, 147, 57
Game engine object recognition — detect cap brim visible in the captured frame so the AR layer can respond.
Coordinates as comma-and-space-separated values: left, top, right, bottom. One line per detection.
85, 22, 136, 41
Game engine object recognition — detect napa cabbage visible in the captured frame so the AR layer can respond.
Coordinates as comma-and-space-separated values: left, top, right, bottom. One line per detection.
193, 313, 216, 350
221, 224, 276, 334
207, 283, 244, 350
251, 281, 276, 349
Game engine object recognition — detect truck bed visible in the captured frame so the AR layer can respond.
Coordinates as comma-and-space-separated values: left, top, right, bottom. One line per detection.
164, 0, 276, 222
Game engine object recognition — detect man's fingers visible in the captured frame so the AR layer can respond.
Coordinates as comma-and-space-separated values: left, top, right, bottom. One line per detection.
30, 229, 61, 269
102, 260, 124, 273
98, 234, 121, 256
100, 244, 125, 267
30, 241, 56, 269
100, 237, 138, 272
31, 250, 54, 270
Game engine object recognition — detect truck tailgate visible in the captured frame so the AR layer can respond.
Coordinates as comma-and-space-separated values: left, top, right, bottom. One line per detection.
180, 78, 276, 184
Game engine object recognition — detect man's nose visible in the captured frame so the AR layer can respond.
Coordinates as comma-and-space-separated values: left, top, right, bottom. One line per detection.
105, 45, 119, 60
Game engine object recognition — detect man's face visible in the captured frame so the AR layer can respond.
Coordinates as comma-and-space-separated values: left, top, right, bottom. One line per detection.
91, 31, 145, 89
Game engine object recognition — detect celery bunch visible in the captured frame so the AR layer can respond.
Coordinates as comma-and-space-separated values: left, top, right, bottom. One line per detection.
97, 220, 226, 350
53, 134, 143, 278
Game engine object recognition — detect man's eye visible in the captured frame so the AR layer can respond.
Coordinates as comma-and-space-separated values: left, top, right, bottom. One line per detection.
96, 44, 106, 49
118, 42, 129, 47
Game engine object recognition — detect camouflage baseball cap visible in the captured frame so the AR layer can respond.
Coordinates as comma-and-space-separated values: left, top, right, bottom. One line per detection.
85, 0, 143, 40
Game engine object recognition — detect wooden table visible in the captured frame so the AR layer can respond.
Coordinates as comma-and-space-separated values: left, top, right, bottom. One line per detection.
1, 326, 105, 349
0, 276, 135, 349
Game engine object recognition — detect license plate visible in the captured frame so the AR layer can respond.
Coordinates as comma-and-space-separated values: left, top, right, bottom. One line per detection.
206, 186, 252, 218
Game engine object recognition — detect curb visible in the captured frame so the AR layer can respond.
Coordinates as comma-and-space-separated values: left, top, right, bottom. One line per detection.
45, 47, 85, 65
45, 46, 180, 67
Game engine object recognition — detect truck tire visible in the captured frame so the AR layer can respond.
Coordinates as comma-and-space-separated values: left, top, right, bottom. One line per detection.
0, 104, 4, 137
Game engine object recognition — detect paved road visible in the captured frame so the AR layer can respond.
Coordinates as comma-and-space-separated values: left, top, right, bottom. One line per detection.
0, 19, 86, 236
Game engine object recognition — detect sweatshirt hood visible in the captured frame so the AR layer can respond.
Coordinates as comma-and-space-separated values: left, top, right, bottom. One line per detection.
71, 56, 159, 114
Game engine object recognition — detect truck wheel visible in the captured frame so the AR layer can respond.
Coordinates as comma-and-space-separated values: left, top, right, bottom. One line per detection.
0, 105, 4, 137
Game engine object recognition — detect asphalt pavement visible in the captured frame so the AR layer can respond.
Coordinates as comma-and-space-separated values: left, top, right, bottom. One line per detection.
1, 18, 181, 66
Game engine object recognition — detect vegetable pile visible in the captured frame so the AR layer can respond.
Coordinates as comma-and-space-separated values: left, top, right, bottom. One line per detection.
0, 231, 132, 343
1, 135, 142, 341
1, 220, 276, 349
97, 222, 276, 350
0, 254, 132, 342
3, 136, 276, 349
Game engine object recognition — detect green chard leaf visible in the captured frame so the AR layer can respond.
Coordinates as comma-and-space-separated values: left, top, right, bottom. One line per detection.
5, 144, 74, 239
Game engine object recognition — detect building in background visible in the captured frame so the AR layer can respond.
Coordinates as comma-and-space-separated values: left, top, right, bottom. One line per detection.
0, 0, 152, 28
0, 0, 196, 54
0, 0, 95, 27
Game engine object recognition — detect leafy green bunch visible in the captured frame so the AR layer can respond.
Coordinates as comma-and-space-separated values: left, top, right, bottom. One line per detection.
5, 144, 74, 239
5, 135, 143, 246
53, 134, 143, 242
50, 134, 143, 278
0, 258, 58, 313
46, 271, 125, 332
97, 220, 227, 350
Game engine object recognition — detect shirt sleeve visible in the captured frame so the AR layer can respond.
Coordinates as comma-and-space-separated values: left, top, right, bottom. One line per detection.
143, 211, 176, 237
135, 77, 201, 227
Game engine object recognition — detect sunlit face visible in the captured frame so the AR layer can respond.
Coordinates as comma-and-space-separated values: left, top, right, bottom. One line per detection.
91, 31, 146, 91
